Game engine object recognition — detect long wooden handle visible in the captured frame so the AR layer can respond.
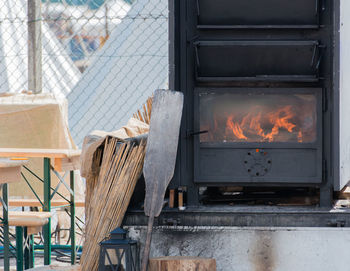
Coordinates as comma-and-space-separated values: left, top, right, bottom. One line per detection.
141, 215, 155, 271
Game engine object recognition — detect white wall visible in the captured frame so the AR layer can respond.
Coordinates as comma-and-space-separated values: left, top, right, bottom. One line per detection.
129, 226, 350, 271
338, 0, 350, 190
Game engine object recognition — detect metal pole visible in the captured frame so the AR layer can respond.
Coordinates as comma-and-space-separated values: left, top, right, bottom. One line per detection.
28, 0, 42, 93
43, 158, 51, 265
24, 227, 34, 269
70, 170, 76, 265
29, 234, 35, 268
3, 184, 10, 271
16, 227, 24, 271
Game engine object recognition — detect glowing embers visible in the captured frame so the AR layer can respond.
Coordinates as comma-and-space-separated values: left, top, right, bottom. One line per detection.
200, 92, 317, 143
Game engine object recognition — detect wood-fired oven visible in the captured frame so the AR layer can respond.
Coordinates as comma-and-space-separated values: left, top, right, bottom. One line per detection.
168, 0, 350, 207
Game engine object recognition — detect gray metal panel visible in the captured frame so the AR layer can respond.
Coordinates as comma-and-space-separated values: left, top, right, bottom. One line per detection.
196, 148, 320, 184
194, 41, 321, 82
196, 0, 320, 28
124, 206, 350, 227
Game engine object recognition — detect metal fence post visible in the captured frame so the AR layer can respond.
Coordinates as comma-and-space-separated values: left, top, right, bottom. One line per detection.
28, 0, 42, 94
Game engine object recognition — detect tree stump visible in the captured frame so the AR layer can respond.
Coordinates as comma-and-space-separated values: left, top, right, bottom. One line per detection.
149, 256, 216, 271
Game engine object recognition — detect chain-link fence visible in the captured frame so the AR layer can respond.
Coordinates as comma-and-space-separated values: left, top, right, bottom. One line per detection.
0, 0, 168, 146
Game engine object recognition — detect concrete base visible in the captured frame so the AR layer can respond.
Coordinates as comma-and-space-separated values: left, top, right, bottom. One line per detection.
127, 226, 350, 271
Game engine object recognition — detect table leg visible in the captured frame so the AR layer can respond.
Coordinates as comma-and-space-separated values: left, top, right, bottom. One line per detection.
70, 170, 76, 265
43, 158, 51, 265
3, 184, 9, 271
16, 226, 23, 271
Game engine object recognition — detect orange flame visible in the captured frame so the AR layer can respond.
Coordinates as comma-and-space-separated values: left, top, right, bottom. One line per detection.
226, 116, 248, 140
224, 106, 299, 142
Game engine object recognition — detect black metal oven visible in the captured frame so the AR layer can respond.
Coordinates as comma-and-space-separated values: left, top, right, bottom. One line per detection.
194, 87, 323, 185
168, 0, 335, 206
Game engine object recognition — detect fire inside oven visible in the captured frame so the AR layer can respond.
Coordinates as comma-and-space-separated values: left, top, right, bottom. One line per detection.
199, 92, 317, 144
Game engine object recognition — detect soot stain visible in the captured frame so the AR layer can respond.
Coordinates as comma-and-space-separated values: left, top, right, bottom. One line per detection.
250, 231, 276, 271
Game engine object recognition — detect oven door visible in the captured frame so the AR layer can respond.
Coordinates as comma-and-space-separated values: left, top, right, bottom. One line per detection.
193, 88, 323, 185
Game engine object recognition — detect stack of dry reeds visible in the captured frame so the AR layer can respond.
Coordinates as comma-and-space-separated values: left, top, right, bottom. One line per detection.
84, 146, 103, 223
84, 96, 152, 225
81, 97, 152, 271
134, 96, 152, 124
81, 137, 147, 271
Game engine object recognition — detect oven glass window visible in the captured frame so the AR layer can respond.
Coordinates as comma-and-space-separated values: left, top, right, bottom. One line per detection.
199, 92, 317, 143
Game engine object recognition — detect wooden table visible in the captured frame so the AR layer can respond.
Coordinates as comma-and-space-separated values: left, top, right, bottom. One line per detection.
0, 198, 85, 208
0, 148, 81, 268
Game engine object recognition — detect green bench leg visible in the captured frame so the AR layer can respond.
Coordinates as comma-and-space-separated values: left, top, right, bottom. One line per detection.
3, 184, 10, 271
43, 158, 51, 265
24, 228, 34, 269
70, 170, 76, 265
16, 226, 23, 271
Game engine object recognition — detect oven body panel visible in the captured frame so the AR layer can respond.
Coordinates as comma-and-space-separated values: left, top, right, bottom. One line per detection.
197, 0, 321, 28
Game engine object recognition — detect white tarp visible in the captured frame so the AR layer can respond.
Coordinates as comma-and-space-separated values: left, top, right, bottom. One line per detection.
0, 93, 76, 150
0, 0, 81, 98
68, 0, 168, 146
0, 93, 80, 198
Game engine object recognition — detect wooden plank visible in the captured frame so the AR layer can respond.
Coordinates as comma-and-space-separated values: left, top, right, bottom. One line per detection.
143, 90, 184, 217
0, 148, 81, 159
337, 184, 350, 199
169, 189, 175, 208
0, 211, 51, 227
27, 265, 81, 271
4, 211, 51, 218
0, 199, 85, 208
149, 256, 216, 271
142, 90, 184, 271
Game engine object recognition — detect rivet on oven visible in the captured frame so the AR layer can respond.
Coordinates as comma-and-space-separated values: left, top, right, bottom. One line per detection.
256, 172, 260, 176
248, 152, 251, 155
244, 161, 248, 164
268, 160, 271, 164
248, 169, 251, 172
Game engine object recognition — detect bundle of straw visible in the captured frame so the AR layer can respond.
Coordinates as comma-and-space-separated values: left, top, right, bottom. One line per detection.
84, 96, 152, 224
133, 96, 153, 124
84, 146, 103, 223
81, 137, 147, 271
